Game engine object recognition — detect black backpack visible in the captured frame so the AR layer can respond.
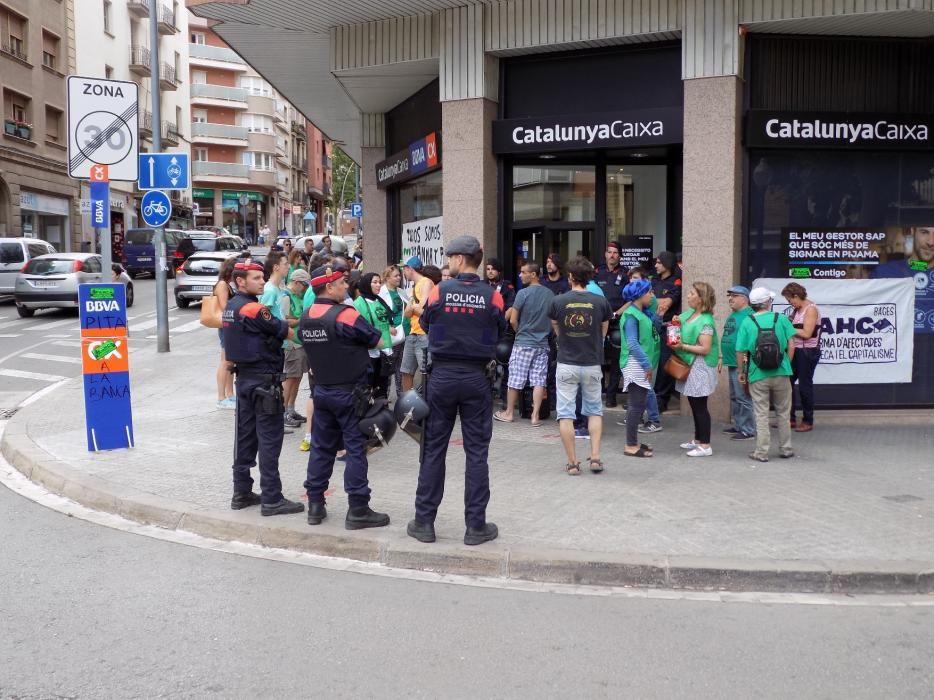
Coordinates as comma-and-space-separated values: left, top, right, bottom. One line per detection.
750, 313, 783, 370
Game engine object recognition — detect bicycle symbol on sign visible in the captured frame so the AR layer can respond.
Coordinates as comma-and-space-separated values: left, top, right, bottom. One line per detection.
143, 201, 168, 218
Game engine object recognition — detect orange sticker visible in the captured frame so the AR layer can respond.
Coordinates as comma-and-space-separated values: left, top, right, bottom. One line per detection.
81, 337, 130, 375
89, 164, 109, 182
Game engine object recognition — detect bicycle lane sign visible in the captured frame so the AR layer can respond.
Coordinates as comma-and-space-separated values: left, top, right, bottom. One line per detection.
66, 75, 139, 182
141, 190, 172, 228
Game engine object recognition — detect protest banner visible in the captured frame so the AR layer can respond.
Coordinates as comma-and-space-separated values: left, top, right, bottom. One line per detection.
401, 216, 444, 268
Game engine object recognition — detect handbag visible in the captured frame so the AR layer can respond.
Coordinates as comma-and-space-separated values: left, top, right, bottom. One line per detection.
664, 353, 691, 381
377, 352, 395, 378
200, 293, 222, 329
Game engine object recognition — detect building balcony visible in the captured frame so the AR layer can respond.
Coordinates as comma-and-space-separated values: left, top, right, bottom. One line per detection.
161, 121, 180, 145
159, 62, 178, 90
322, 155, 332, 170
139, 110, 153, 138
276, 172, 289, 192
291, 121, 306, 137
189, 43, 248, 71
246, 94, 275, 115
192, 161, 249, 183
322, 182, 332, 197
190, 83, 248, 109
247, 131, 276, 152
274, 106, 286, 124
248, 168, 276, 189
157, 5, 179, 35
191, 122, 248, 145
129, 45, 151, 77
127, 0, 149, 17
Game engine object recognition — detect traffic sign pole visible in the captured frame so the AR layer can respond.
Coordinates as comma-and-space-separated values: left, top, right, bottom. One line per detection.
89, 165, 112, 274
148, 0, 169, 353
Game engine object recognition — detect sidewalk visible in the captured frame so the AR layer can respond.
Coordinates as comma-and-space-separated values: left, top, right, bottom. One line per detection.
3, 336, 933, 593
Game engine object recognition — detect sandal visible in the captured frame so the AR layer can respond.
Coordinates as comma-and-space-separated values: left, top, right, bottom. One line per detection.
624, 445, 653, 458
566, 462, 581, 476
493, 412, 514, 423
588, 457, 604, 473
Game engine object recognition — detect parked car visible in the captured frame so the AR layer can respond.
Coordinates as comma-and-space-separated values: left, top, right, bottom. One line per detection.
0, 238, 56, 295
293, 234, 349, 255
13, 253, 133, 317
193, 225, 231, 237
122, 228, 188, 279
174, 251, 237, 309
178, 233, 245, 266
111, 263, 135, 308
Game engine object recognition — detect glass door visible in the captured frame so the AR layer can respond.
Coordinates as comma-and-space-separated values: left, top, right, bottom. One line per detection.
513, 225, 594, 268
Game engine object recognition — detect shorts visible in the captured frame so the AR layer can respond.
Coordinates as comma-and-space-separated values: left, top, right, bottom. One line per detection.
283, 345, 308, 378
555, 362, 603, 421
401, 333, 429, 375
507, 345, 549, 390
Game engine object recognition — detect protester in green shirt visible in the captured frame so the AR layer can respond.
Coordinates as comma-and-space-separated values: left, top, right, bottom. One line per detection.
735, 287, 797, 463
354, 272, 395, 399
378, 264, 408, 396
720, 285, 756, 440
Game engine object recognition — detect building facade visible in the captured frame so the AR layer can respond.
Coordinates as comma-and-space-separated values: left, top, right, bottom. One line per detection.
191, 0, 934, 410
74, 0, 192, 257
1, 0, 79, 251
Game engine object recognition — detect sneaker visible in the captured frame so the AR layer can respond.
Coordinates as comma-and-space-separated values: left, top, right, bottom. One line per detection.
287, 409, 306, 423
731, 432, 755, 441
407, 518, 436, 543
299, 437, 311, 452
616, 416, 627, 426
749, 451, 769, 463
638, 422, 663, 434
283, 413, 304, 428
680, 440, 698, 449
261, 497, 305, 516
686, 445, 713, 457
217, 398, 236, 410
779, 450, 795, 459
722, 426, 740, 435
464, 522, 499, 546
345, 506, 390, 530
574, 427, 590, 440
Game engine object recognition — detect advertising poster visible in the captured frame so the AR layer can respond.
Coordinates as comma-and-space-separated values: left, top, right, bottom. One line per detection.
617, 235, 655, 272
401, 216, 444, 268
781, 226, 934, 333
755, 278, 915, 384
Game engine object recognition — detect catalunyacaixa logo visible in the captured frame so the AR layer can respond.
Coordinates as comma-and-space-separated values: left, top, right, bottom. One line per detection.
765, 118, 930, 144
511, 120, 664, 146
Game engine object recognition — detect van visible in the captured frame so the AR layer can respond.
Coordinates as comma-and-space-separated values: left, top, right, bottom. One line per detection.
123, 228, 187, 279
0, 238, 57, 295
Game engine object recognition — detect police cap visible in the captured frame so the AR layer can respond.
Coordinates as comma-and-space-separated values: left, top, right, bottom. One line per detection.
446, 235, 482, 257
310, 262, 347, 286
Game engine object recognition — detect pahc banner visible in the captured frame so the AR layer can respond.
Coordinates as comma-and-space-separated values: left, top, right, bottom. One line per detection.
755, 278, 915, 384
401, 216, 444, 268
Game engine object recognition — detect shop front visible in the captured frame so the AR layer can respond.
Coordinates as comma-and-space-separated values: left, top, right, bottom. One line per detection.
192, 188, 215, 229
743, 35, 934, 408
495, 44, 683, 276
221, 190, 265, 241
19, 191, 72, 252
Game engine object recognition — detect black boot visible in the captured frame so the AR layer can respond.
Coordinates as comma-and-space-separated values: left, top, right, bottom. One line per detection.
406, 518, 436, 543
307, 500, 327, 525
464, 522, 498, 546
261, 497, 305, 517
345, 506, 390, 530
230, 491, 261, 510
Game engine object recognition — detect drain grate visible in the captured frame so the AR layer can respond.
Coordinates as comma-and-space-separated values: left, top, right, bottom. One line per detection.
0, 407, 19, 419
883, 494, 924, 503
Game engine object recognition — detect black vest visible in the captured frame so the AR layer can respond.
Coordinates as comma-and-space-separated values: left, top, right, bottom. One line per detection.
223, 293, 283, 373
300, 302, 370, 386
428, 278, 500, 363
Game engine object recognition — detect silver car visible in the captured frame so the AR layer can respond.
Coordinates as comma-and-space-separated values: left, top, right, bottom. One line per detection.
174, 251, 237, 308
0, 237, 56, 295
13, 253, 133, 317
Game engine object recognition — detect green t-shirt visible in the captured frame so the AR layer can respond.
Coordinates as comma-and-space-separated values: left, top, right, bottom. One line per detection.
354, 296, 392, 348
735, 311, 796, 383
720, 306, 754, 368
284, 290, 303, 348
302, 286, 316, 312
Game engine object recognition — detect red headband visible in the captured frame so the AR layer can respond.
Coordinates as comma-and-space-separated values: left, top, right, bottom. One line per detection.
234, 262, 263, 272
310, 269, 346, 286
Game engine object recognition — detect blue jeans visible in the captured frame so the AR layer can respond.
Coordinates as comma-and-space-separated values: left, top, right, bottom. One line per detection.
645, 388, 661, 424
728, 367, 756, 435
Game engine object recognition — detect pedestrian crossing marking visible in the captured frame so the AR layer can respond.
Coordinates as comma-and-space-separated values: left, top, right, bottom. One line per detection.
0, 368, 67, 382
24, 318, 78, 330
21, 353, 82, 365
0, 334, 23, 338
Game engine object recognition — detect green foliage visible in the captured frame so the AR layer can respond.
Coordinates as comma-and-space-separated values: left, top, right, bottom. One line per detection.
332, 147, 358, 211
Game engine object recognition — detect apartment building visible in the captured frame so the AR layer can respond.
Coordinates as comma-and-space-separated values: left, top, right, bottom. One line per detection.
0, 0, 79, 250
305, 124, 332, 234
74, 0, 191, 256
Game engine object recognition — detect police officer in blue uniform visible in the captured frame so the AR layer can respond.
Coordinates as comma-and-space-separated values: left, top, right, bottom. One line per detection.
301, 263, 391, 530
407, 235, 506, 546
595, 240, 627, 407
224, 262, 305, 516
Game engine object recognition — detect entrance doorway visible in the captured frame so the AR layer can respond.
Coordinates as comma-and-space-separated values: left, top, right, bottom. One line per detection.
513, 225, 594, 269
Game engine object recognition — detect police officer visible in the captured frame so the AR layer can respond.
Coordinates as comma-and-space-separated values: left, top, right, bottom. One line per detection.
595, 240, 626, 407
300, 263, 391, 530
224, 262, 304, 516
407, 235, 506, 546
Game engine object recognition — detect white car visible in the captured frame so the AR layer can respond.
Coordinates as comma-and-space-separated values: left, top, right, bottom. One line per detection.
0, 238, 56, 295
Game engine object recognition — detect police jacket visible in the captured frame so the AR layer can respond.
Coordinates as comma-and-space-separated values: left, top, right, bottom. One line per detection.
488, 279, 516, 310
652, 270, 683, 322
299, 298, 381, 386
422, 273, 506, 364
223, 293, 289, 374
595, 264, 626, 312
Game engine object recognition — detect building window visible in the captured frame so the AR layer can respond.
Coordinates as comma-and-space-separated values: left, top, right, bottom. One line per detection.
192, 108, 207, 123
103, 1, 113, 35
42, 30, 60, 71
1, 7, 27, 61
239, 113, 272, 133
3, 88, 30, 125
194, 147, 208, 161
173, 50, 181, 80
45, 106, 63, 142
190, 31, 205, 45
104, 64, 114, 79
191, 69, 207, 84
238, 76, 271, 97
243, 151, 273, 170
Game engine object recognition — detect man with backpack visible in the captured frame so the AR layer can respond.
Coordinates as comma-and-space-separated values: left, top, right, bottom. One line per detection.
734, 287, 797, 463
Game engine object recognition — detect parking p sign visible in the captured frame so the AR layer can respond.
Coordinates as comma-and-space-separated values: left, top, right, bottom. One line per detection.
67, 76, 139, 182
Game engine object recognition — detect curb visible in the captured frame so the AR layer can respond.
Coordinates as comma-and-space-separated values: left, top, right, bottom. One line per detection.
3, 415, 933, 595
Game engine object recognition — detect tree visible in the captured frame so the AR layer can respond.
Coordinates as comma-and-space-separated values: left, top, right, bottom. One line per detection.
331, 147, 358, 212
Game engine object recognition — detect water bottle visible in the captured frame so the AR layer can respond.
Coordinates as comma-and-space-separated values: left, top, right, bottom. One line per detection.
667, 316, 682, 346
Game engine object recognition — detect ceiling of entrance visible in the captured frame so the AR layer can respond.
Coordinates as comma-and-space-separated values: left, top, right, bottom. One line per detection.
746, 9, 934, 37
188, 0, 467, 163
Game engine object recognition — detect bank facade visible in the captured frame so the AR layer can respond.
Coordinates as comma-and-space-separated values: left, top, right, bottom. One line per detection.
190, 0, 934, 409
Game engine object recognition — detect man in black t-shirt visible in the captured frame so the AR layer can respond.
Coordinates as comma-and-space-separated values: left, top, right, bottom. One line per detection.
549, 257, 612, 476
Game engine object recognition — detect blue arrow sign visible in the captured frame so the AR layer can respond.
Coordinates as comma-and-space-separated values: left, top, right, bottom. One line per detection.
351, 202, 363, 219
141, 190, 172, 228
137, 152, 189, 190
90, 181, 110, 229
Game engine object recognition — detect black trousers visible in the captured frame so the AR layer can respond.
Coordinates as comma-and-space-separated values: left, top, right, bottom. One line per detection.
687, 395, 711, 444
625, 383, 649, 447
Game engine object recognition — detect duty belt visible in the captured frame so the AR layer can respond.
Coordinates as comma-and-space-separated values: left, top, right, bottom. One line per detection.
235, 369, 285, 383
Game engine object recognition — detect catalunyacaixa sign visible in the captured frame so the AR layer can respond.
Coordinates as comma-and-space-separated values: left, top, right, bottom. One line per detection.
745, 111, 934, 150
375, 132, 440, 189
492, 108, 683, 155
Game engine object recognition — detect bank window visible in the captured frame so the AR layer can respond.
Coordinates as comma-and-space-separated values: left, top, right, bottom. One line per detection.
398, 170, 443, 226
191, 31, 205, 45
243, 151, 273, 170
103, 1, 113, 35
2, 8, 27, 60
41, 30, 59, 71
513, 166, 595, 223
45, 106, 63, 142
194, 147, 208, 161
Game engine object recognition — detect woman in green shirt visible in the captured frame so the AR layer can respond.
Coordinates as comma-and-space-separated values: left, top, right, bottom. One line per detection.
378, 264, 408, 395
355, 272, 395, 398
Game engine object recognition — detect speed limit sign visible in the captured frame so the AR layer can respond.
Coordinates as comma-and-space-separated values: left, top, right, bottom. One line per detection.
66, 75, 139, 182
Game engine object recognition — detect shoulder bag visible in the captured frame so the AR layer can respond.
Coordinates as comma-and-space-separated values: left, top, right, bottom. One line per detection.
664, 353, 691, 381
200, 282, 224, 329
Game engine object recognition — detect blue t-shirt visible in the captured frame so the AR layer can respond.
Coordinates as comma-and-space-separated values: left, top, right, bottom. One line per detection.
260, 281, 286, 321
512, 284, 555, 349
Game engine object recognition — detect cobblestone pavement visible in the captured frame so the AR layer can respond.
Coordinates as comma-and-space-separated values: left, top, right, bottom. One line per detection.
17, 336, 934, 563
